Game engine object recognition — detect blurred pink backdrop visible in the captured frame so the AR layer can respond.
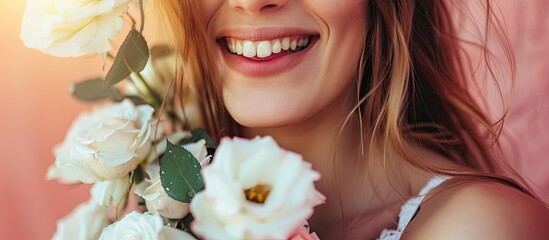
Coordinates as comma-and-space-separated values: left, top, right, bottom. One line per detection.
1, 1, 547, 239
495, 0, 549, 198
1, 1, 96, 239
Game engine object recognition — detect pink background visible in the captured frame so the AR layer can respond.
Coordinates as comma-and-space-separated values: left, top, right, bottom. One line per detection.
495, 0, 549, 197
1, 2, 97, 239
1, 1, 547, 239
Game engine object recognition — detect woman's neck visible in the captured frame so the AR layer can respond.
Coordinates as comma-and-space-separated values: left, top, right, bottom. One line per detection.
241, 89, 358, 179
240, 91, 429, 237
238, 87, 473, 238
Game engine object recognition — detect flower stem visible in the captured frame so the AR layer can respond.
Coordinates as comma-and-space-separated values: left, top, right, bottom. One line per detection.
131, 72, 162, 107
139, 0, 145, 34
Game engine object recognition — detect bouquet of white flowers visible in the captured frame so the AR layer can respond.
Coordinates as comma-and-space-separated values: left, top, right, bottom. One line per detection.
21, 1, 325, 239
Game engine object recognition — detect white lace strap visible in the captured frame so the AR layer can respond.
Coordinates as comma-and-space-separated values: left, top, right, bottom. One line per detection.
378, 177, 447, 240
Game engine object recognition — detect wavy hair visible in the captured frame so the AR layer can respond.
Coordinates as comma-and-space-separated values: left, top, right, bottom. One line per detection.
352, 0, 537, 202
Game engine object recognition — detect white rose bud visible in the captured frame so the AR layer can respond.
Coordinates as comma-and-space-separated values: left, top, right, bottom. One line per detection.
47, 99, 156, 183
99, 212, 196, 240
91, 177, 131, 208
52, 201, 109, 240
20, 0, 131, 57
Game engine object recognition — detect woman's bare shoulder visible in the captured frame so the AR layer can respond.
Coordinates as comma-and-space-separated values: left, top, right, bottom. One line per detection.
401, 178, 549, 240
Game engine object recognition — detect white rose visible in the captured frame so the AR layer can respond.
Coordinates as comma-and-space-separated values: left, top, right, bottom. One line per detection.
190, 136, 326, 240
136, 139, 211, 219
52, 201, 109, 240
99, 211, 196, 240
20, 0, 130, 57
47, 99, 155, 183
91, 177, 131, 207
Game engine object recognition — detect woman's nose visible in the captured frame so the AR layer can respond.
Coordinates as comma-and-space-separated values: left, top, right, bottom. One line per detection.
228, 0, 288, 15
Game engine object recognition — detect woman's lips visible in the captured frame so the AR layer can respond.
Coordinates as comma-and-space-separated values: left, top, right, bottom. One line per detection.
218, 35, 318, 77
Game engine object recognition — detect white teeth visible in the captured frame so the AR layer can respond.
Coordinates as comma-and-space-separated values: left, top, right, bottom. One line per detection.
290, 40, 297, 50
272, 40, 281, 54
231, 40, 237, 53
242, 40, 256, 58
257, 41, 272, 58
236, 41, 243, 55
303, 38, 309, 47
227, 36, 311, 58
281, 38, 290, 50
227, 39, 234, 53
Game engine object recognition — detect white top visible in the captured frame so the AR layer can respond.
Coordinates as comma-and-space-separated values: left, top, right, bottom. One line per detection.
378, 177, 447, 240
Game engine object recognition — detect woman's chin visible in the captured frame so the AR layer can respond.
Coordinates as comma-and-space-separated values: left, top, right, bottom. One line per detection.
226, 103, 311, 130
222, 88, 316, 130
231, 111, 306, 129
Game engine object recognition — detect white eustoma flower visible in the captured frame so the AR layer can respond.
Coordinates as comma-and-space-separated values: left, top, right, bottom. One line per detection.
136, 139, 211, 219
52, 201, 109, 240
190, 136, 326, 240
91, 177, 131, 208
99, 211, 196, 240
47, 99, 155, 183
20, 0, 131, 57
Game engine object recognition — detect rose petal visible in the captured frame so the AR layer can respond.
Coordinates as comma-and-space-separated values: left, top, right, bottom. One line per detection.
52, 201, 109, 240
160, 226, 197, 240
20, 0, 131, 57
91, 177, 130, 207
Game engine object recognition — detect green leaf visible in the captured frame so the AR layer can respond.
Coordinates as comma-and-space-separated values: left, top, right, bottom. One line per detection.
181, 213, 194, 229
160, 140, 205, 203
70, 78, 123, 102
131, 164, 145, 185
181, 214, 198, 237
180, 128, 218, 149
104, 29, 149, 87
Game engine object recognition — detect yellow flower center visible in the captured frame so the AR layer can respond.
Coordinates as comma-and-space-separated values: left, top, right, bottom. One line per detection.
245, 184, 271, 204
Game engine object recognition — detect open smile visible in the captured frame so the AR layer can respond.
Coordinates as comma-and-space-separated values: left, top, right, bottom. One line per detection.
221, 35, 316, 60
216, 32, 319, 77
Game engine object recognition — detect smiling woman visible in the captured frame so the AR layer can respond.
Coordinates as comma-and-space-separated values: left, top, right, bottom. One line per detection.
156, 0, 549, 239
5, 0, 549, 239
